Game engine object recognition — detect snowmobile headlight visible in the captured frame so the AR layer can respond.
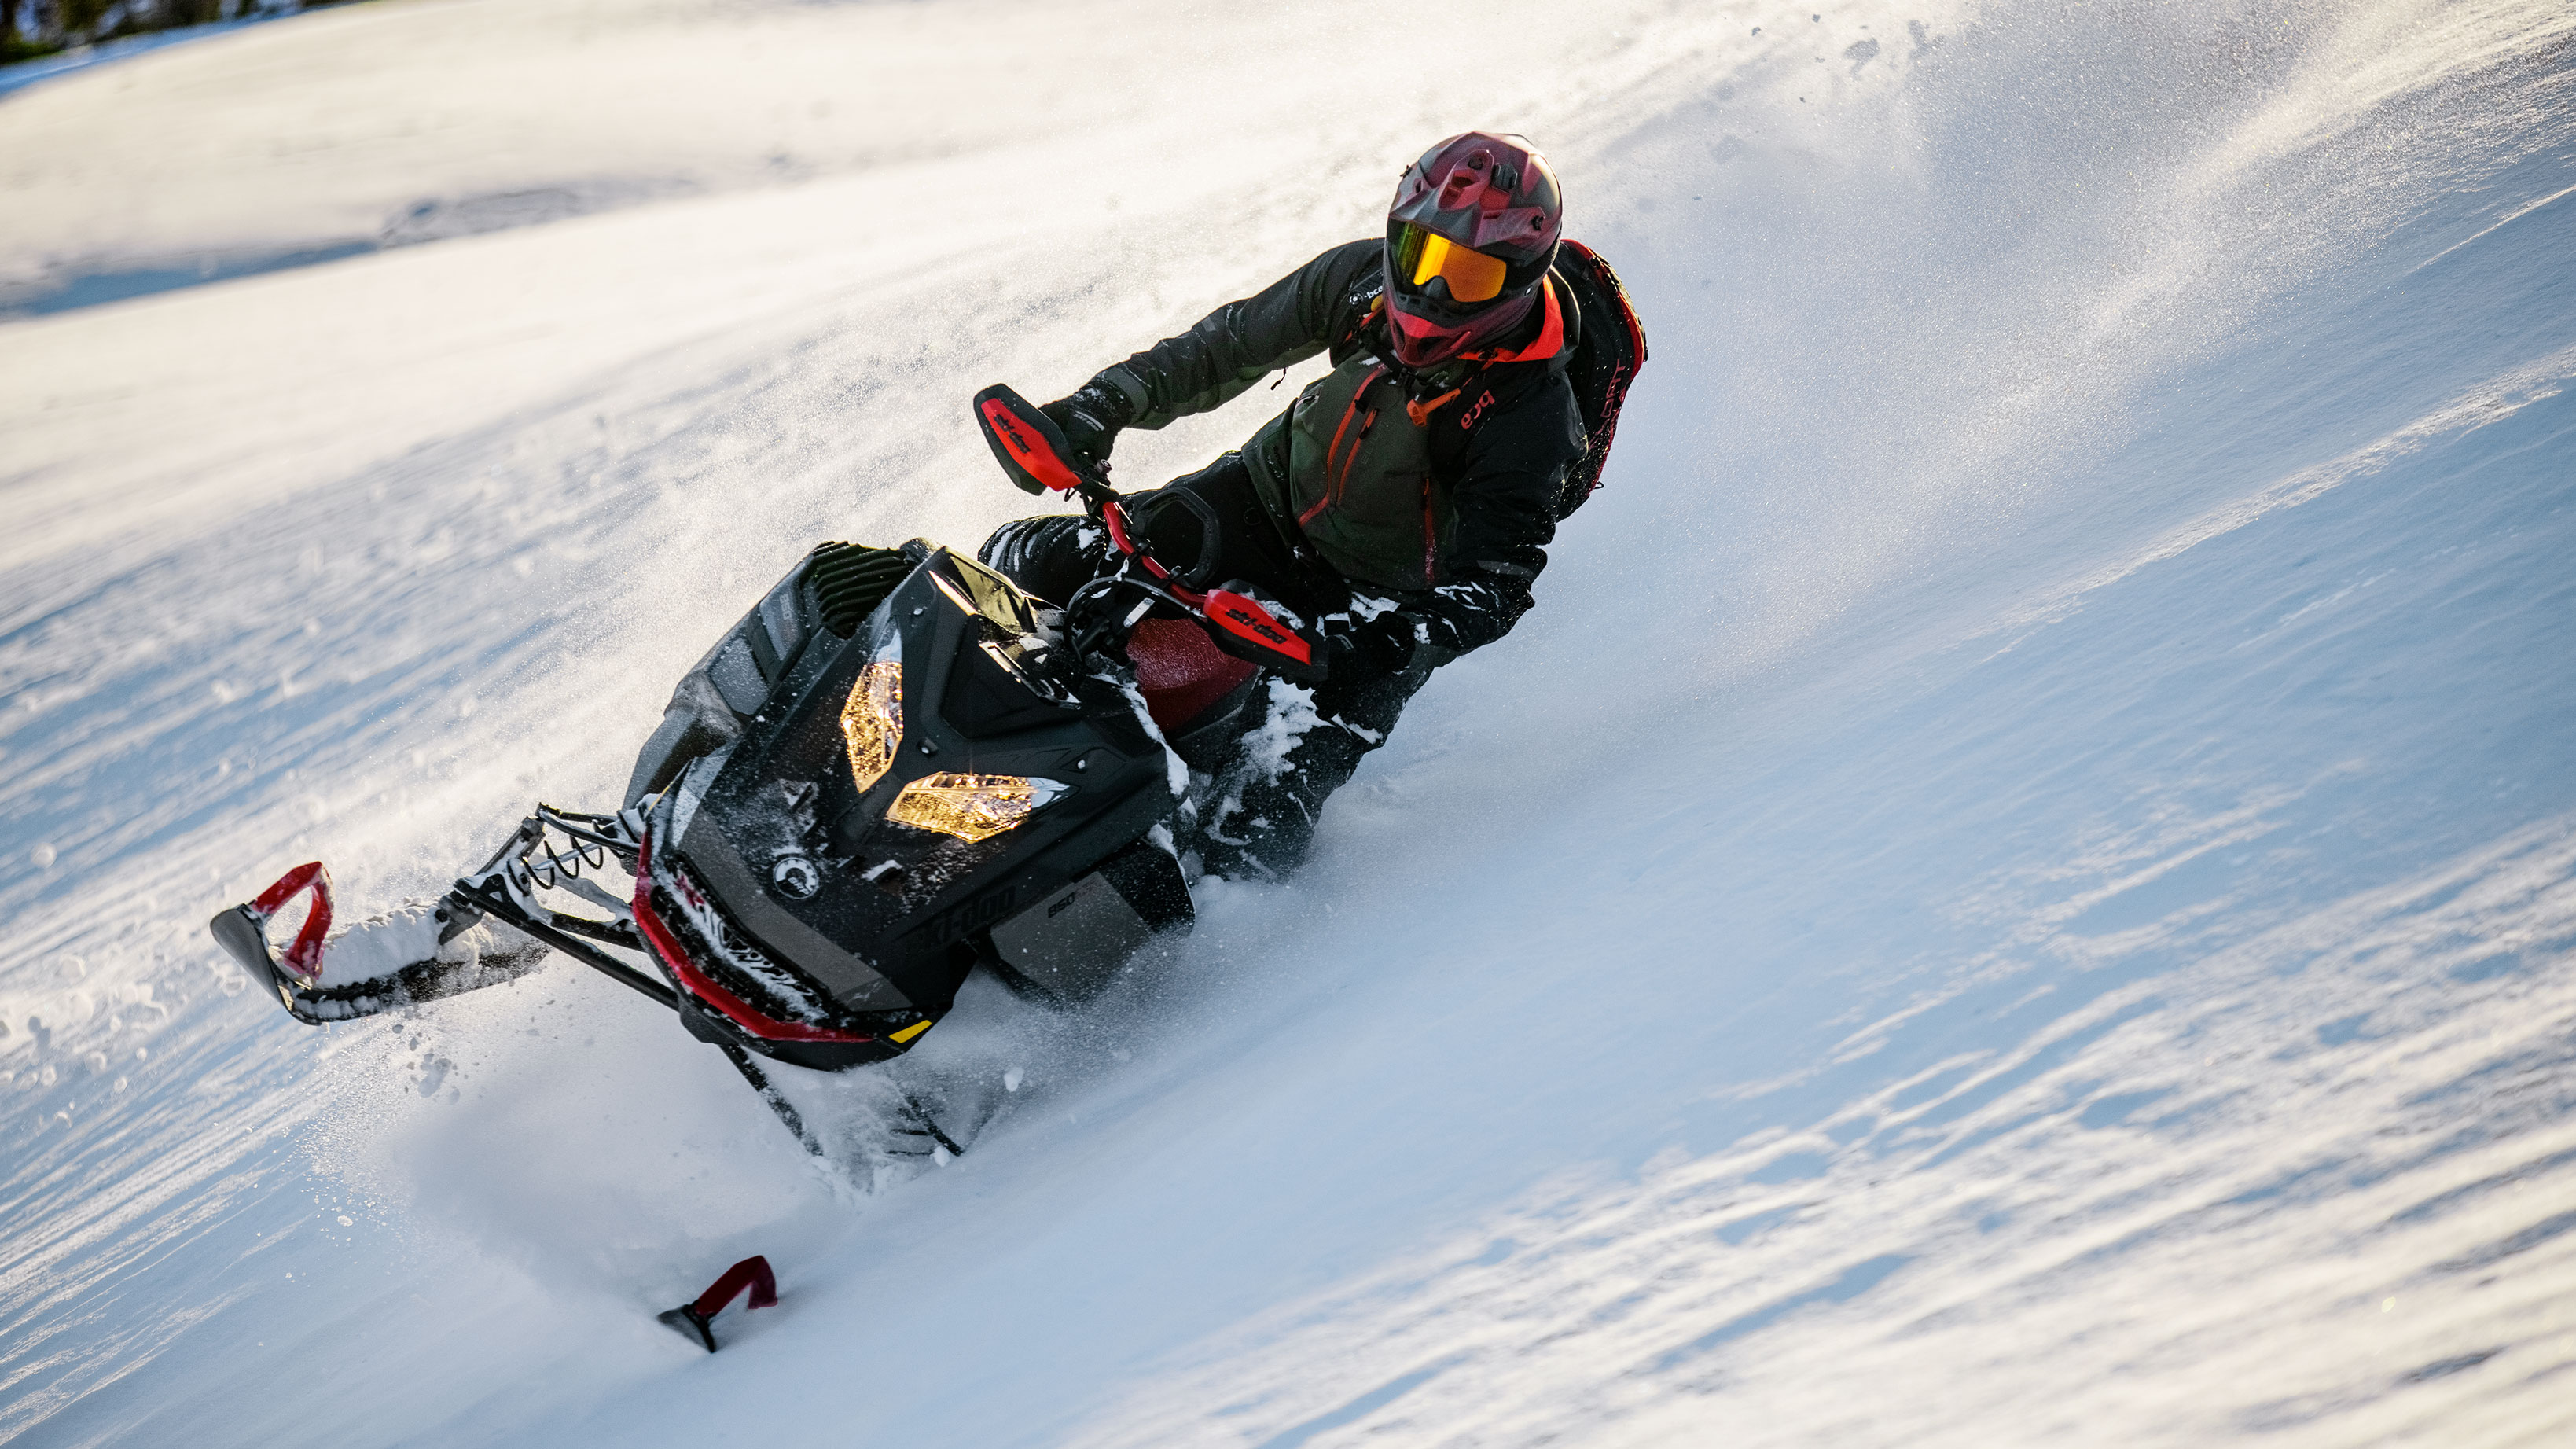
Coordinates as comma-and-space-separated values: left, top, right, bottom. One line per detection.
887, 773, 1065, 844
840, 660, 903, 793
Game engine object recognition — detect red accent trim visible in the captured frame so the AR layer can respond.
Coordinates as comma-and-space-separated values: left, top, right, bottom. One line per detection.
1099, 501, 1207, 607
248, 861, 333, 982
1463, 277, 1565, 364
690, 1256, 779, 1318
1387, 305, 1449, 340
979, 397, 1085, 492
1302, 366, 1383, 528
1555, 239, 1648, 505
1203, 590, 1314, 666
1404, 386, 1461, 428
631, 846, 876, 1044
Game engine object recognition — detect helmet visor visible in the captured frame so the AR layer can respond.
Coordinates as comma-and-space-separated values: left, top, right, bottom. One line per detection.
1393, 223, 1510, 305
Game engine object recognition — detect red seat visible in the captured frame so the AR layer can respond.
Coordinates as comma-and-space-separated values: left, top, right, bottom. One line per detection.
1126, 616, 1258, 732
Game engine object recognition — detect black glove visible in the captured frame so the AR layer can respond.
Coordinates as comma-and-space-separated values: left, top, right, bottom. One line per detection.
1327, 612, 1420, 679
1039, 379, 1136, 473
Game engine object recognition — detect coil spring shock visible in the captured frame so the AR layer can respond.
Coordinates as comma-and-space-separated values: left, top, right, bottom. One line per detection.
493, 804, 648, 903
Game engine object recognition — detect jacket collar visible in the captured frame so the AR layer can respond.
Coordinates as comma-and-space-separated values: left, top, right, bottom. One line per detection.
1458, 276, 1567, 366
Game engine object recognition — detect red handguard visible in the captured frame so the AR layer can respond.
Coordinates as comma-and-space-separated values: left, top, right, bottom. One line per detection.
973, 384, 1090, 495
973, 383, 1323, 680
1203, 585, 1326, 682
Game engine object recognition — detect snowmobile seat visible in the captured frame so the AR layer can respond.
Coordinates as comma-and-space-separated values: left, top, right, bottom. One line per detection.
1127, 615, 1262, 769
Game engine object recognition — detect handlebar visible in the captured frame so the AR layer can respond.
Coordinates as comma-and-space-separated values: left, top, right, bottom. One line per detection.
972, 383, 1326, 680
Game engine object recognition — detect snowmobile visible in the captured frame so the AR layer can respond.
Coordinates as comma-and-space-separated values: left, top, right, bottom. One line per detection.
208, 231, 1651, 1153
208, 387, 1324, 1151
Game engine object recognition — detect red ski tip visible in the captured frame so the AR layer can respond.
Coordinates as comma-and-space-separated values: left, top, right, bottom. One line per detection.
246, 861, 334, 982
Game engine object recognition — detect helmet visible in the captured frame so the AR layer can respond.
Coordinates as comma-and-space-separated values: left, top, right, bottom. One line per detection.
1383, 131, 1564, 368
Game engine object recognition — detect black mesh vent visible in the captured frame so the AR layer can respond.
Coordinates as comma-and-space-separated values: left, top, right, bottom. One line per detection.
806, 542, 911, 638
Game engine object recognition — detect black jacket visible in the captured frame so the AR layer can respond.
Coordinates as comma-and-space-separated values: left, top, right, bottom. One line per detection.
1094, 239, 1586, 656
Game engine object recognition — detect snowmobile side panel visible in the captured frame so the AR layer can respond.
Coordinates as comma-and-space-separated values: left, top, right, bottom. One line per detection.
708, 637, 767, 715
627, 671, 744, 810
623, 542, 911, 809
989, 871, 1154, 1001
753, 575, 807, 679
987, 840, 1191, 1003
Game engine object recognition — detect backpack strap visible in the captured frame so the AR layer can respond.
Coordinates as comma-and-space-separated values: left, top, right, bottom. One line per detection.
1549, 239, 1649, 520
1328, 274, 1389, 366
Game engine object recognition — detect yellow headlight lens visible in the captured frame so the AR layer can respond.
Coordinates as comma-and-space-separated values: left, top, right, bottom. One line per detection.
887, 773, 1064, 844
840, 660, 902, 792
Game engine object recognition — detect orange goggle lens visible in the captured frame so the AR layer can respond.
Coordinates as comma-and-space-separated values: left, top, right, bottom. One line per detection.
1400, 226, 1509, 304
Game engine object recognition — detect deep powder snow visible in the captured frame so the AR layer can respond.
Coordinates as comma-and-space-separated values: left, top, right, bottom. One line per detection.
3, 2, 2574, 1445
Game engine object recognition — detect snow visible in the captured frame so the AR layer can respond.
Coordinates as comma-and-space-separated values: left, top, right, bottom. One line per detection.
4, 0, 2574, 1445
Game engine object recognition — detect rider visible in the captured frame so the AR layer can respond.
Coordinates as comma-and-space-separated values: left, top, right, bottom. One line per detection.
981, 131, 1596, 880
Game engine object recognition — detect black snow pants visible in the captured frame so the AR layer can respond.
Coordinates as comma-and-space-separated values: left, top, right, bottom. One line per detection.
978, 453, 1444, 880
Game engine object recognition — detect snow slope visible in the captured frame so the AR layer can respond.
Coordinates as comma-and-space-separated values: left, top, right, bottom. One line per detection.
5, 1, 2574, 1444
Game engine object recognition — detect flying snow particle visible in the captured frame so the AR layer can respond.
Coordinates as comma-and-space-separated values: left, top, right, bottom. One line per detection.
30, 843, 56, 870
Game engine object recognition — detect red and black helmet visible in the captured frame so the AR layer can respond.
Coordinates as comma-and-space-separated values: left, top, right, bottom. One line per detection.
1383, 131, 1564, 368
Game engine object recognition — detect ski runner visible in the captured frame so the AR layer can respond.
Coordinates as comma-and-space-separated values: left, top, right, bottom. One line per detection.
981, 131, 1642, 880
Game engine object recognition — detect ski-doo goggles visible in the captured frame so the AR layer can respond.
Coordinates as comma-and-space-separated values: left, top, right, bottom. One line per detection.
1393, 223, 1510, 304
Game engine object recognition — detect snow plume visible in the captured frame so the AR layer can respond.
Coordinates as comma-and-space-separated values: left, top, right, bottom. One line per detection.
4, 0, 2574, 1446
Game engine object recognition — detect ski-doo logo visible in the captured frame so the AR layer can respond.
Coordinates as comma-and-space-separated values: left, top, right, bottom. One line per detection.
977, 395, 1081, 492
1205, 590, 1313, 665
1221, 605, 1289, 646
925, 881, 1027, 944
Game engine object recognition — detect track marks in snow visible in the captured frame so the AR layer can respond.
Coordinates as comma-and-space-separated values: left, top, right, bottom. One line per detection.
1068, 822, 2576, 1448
1990, 341, 2576, 639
